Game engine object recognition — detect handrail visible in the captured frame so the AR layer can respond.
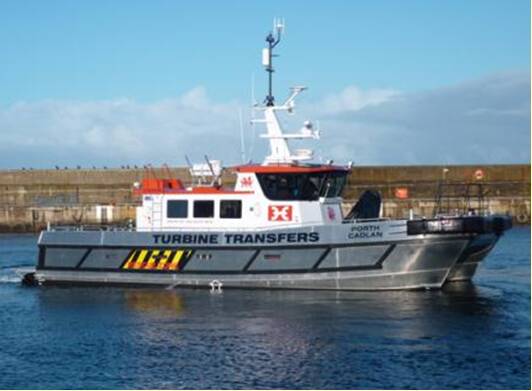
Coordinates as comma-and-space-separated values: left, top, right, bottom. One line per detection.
47, 218, 400, 233
342, 217, 392, 224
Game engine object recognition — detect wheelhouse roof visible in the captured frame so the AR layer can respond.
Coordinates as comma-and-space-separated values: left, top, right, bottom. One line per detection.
232, 163, 350, 174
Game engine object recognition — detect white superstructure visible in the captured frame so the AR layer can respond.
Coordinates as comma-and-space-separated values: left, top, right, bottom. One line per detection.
135, 20, 348, 233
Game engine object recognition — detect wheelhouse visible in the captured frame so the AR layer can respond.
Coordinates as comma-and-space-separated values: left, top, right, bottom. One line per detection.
234, 164, 350, 201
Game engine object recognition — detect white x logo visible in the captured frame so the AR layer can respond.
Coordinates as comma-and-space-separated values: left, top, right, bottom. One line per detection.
268, 205, 292, 221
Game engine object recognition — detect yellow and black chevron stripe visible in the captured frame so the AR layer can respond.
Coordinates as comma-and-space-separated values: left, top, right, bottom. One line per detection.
121, 249, 193, 271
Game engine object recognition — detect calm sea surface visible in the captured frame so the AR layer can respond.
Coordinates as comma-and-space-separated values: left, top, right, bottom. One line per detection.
0, 228, 529, 389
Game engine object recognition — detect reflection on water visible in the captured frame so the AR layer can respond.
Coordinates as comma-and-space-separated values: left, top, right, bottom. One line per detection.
124, 290, 186, 316
121, 280, 491, 314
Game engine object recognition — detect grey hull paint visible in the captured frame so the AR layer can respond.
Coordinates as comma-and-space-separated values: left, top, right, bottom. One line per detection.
35, 268, 453, 291
34, 225, 470, 290
446, 233, 499, 282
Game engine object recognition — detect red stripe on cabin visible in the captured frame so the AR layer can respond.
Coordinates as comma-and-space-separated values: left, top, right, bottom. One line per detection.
232, 164, 350, 174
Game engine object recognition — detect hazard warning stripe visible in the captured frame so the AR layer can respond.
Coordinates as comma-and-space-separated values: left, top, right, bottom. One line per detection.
121, 248, 193, 271
154, 249, 171, 270
121, 250, 134, 269
134, 250, 151, 270
166, 250, 182, 271
144, 250, 160, 270
122, 249, 141, 270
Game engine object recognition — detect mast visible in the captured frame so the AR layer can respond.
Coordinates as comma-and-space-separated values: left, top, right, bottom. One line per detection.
263, 18, 284, 106
254, 19, 320, 165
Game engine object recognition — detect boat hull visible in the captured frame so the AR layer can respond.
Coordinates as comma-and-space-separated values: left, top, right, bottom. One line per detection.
407, 214, 512, 283
445, 233, 499, 282
31, 214, 513, 291
33, 230, 469, 290
33, 267, 455, 290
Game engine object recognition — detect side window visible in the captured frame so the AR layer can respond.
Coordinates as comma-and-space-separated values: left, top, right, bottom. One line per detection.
193, 200, 214, 218
220, 200, 242, 219
167, 200, 188, 218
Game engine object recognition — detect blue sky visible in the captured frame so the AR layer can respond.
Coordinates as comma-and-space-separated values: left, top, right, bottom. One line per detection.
1, 0, 529, 103
0, 0, 529, 167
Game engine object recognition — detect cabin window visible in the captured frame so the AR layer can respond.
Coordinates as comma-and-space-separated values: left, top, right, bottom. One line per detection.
256, 172, 347, 201
220, 200, 242, 219
167, 200, 188, 218
193, 200, 214, 218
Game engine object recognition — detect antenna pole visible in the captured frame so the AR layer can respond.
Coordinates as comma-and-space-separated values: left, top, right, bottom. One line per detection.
238, 107, 246, 163
264, 19, 283, 106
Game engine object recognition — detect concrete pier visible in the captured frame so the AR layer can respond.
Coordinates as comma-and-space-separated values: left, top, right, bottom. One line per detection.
0, 164, 529, 232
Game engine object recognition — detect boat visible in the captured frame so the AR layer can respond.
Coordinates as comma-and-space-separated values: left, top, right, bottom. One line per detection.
420, 182, 512, 282
25, 21, 512, 290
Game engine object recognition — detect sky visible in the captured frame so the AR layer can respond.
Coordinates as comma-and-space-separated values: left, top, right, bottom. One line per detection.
0, 0, 529, 168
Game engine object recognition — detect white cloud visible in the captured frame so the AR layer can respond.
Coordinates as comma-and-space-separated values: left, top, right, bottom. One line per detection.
179, 86, 210, 109
301, 71, 530, 165
0, 71, 529, 169
0, 89, 242, 168
314, 86, 399, 114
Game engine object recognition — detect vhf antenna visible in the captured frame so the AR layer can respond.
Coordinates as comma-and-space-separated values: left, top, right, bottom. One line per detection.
262, 18, 284, 106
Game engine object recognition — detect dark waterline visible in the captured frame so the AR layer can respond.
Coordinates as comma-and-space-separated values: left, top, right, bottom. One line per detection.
0, 228, 530, 389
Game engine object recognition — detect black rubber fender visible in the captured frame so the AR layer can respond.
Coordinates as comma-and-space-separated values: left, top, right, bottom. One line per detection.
407, 215, 512, 236
493, 215, 513, 234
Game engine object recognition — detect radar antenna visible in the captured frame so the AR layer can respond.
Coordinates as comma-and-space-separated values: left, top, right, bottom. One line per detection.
263, 17, 284, 106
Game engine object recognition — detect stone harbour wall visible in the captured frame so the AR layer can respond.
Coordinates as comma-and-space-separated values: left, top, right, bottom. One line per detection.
0, 164, 529, 232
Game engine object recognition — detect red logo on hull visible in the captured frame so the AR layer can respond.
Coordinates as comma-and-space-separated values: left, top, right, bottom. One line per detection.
268, 205, 293, 221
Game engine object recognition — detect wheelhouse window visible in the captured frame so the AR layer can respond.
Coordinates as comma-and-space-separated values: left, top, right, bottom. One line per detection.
193, 200, 214, 218
257, 172, 347, 201
167, 200, 188, 218
220, 200, 242, 219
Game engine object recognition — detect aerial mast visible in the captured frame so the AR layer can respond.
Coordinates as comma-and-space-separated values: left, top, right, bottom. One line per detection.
254, 19, 319, 165
263, 18, 284, 106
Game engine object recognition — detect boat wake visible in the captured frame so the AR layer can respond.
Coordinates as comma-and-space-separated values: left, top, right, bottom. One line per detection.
0, 266, 34, 284
0, 264, 33, 270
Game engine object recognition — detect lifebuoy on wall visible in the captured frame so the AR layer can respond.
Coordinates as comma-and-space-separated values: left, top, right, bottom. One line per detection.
516, 213, 529, 224
394, 187, 409, 199
474, 169, 484, 181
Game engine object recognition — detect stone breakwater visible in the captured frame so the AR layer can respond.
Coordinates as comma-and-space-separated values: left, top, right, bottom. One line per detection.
0, 164, 529, 232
